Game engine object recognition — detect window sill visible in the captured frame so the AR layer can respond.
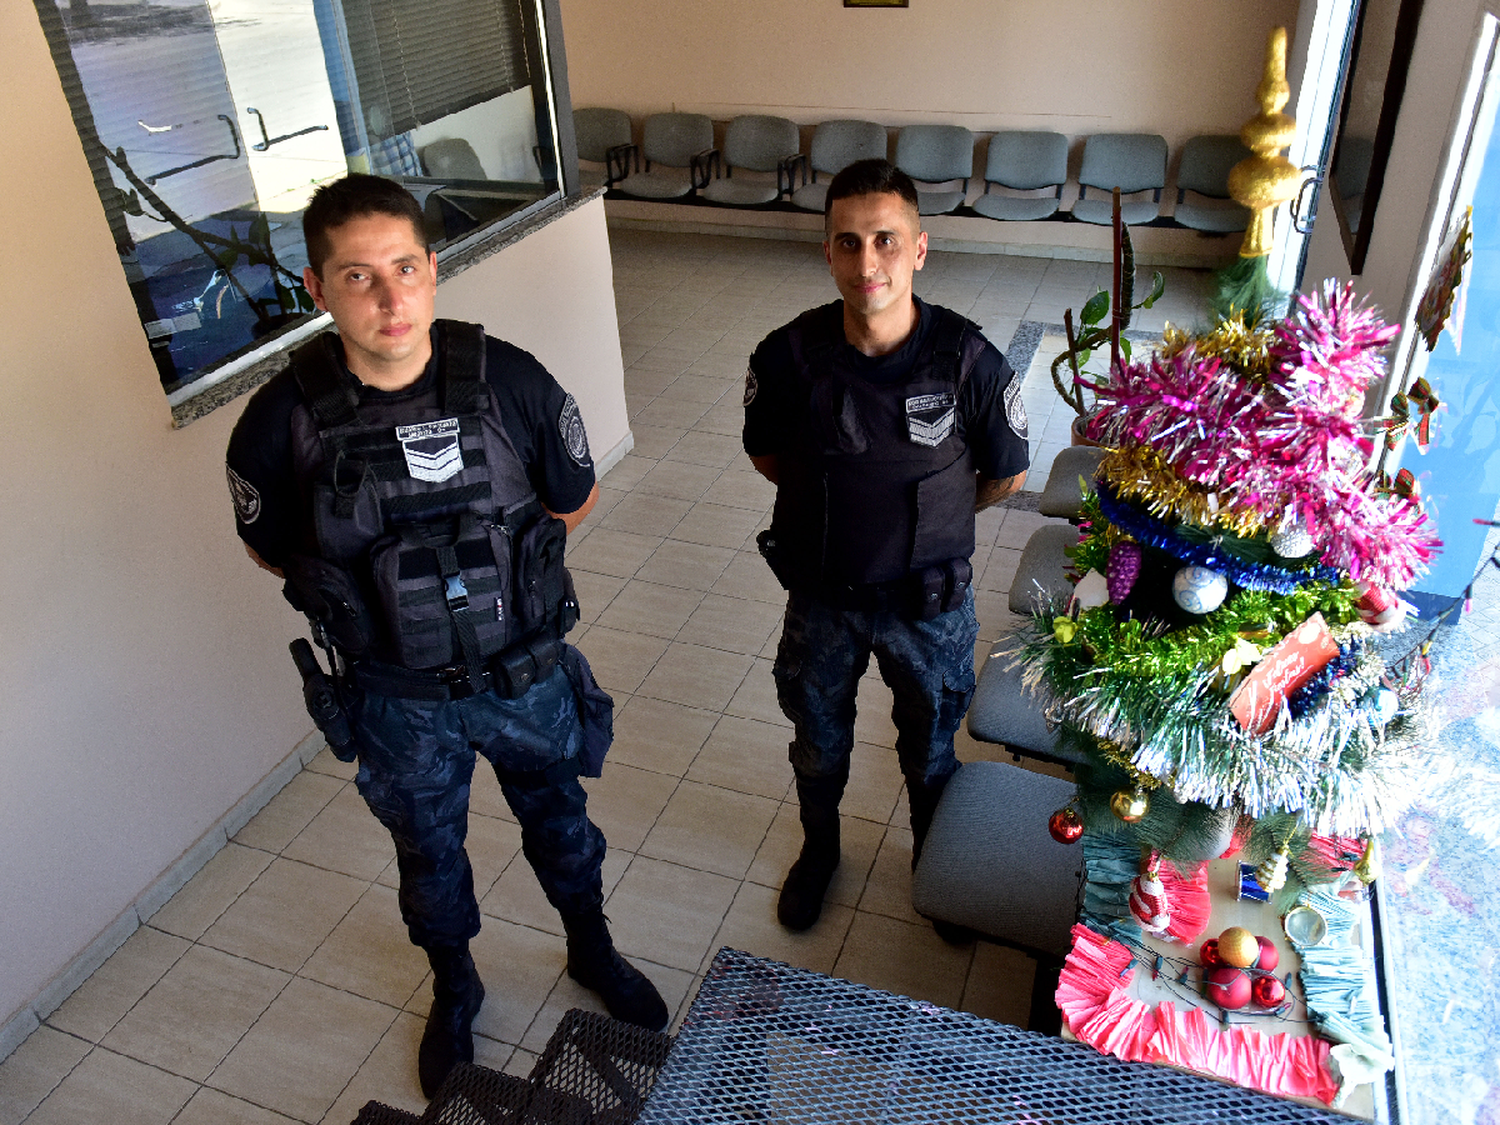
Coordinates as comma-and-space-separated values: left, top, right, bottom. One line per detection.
169, 185, 607, 429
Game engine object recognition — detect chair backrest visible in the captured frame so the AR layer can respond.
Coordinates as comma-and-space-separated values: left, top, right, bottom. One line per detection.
420, 138, 486, 179
1078, 133, 1168, 193
985, 131, 1068, 190
808, 119, 888, 176
641, 113, 714, 168
895, 124, 975, 184
1177, 134, 1251, 199
722, 115, 801, 173
573, 108, 632, 163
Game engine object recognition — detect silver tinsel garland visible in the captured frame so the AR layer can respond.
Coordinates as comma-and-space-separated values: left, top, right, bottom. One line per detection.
1020, 624, 1433, 837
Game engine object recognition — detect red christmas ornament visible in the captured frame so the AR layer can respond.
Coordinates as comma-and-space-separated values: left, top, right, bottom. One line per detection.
1200, 938, 1222, 967
1048, 806, 1084, 844
1255, 935, 1280, 972
1251, 974, 1287, 1008
1204, 966, 1252, 1010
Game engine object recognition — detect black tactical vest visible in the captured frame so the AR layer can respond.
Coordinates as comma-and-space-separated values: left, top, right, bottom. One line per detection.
769, 302, 985, 590
286, 321, 571, 675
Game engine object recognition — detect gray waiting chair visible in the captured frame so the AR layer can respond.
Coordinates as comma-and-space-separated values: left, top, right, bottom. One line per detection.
790, 119, 889, 212
420, 138, 487, 179
1009, 522, 1080, 614
615, 112, 714, 200
894, 124, 975, 215
912, 759, 1085, 958
573, 107, 636, 189
971, 131, 1070, 222
1072, 133, 1168, 225
1037, 444, 1107, 519
1173, 134, 1253, 233
701, 114, 801, 207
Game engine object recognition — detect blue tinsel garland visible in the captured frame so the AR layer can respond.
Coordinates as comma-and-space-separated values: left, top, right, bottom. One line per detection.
1095, 485, 1343, 595
1286, 640, 1363, 718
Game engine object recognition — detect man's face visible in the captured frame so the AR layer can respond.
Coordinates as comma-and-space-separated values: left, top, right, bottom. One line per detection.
303, 212, 438, 390
823, 191, 928, 319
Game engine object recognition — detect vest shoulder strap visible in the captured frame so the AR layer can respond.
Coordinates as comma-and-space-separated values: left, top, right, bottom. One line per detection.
437, 320, 489, 414
290, 333, 360, 429
786, 302, 843, 383
928, 306, 984, 389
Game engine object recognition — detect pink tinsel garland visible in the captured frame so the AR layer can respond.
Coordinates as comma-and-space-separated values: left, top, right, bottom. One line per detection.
1084, 283, 1440, 590
1056, 923, 1340, 1105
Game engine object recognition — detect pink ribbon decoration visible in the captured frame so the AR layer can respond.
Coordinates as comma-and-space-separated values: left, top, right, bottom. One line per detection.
1057, 924, 1340, 1105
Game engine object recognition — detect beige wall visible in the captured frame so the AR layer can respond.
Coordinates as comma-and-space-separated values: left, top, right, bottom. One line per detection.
560, 0, 1300, 151
2, 9, 624, 1036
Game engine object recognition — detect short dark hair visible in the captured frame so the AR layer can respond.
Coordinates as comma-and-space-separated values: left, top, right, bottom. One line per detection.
302, 173, 428, 277
824, 159, 920, 225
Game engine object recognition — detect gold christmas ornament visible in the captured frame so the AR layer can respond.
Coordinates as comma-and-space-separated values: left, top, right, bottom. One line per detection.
1353, 838, 1381, 884
1110, 787, 1151, 823
1228, 27, 1301, 258
1256, 844, 1290, 894
1218, 925, 1260, 968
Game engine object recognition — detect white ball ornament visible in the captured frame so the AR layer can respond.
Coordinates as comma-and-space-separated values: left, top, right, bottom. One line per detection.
1270, 516, 1316, 559
1172, 566, 1228, 614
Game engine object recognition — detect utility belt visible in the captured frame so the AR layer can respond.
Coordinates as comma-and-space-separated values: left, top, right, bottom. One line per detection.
348, 632, 566, 703
758, 531, 971, 620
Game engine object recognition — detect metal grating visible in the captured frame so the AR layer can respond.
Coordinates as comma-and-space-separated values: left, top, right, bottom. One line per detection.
516, 1008, 673, 1124
637, 948, 1356, 1125
423, 1065, 531, 1123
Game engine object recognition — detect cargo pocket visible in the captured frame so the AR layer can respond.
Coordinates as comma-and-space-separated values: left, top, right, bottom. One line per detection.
562, 645, 613, 778
938, 662, 977, 733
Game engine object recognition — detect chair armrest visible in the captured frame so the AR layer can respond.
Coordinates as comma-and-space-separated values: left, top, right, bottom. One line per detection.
604, 143, 638, 189
778, 152, 808, 197
690, 147, 719, 192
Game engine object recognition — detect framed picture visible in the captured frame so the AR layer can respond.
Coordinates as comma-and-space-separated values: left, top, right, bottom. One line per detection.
1326, 0, 1426, 273
845, 0, 908, 7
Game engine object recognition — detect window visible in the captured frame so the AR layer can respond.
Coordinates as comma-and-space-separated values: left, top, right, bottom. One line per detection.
33, 0, 573, 399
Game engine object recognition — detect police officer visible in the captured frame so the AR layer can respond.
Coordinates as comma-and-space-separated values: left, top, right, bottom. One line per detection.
226, 174, 666, 1098
744, 159, 1030, 931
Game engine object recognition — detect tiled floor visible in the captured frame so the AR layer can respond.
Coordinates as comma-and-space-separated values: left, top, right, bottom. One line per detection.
0, 228, 1213, 1125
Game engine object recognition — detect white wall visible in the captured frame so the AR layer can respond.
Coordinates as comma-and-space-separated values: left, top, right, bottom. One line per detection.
560, 0, 1300, 153
2, 6, 625, 1040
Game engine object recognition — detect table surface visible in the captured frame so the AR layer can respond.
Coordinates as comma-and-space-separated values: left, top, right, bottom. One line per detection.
639, 948, 1364, 1124
1068, 852, 1381, 1120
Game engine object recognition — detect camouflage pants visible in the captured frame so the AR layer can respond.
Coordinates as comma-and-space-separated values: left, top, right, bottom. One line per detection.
772, 588, 979, 828
351, 656, 604, 949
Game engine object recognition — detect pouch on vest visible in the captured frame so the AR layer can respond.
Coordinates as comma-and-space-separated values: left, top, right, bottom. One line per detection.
512, 510, 569, 637
310, 451, 384, 562
370, 515, 513, 670
281, 555, 376, 657
562, 644, 614, 778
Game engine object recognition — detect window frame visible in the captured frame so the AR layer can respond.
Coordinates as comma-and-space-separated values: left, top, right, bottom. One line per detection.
33, 0, 581, 420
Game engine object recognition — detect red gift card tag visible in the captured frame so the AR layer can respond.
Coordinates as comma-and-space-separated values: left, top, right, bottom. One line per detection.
1228, 613, 1340, 734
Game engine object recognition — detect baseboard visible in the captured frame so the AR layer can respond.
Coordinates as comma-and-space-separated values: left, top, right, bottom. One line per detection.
595, 429, 635, 479
603, 198, 1243, 268
0, 728, 326, 1065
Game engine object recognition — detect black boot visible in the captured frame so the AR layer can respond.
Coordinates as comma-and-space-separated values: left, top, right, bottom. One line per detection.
906, 773, 952, 870
419, 944, 484, 1099
777, 763, 848, 932
562, 909, 669, 1031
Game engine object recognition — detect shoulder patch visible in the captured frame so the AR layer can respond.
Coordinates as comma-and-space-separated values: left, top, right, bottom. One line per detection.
559, 393, 591, 467
1003, 372, 1029, 439
226, 464, 261, 524
743, 365, 758, 407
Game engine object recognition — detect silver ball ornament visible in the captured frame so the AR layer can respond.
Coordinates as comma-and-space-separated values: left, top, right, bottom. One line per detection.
1172, 566, 1228, 615
1270, 517, 1316, 559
